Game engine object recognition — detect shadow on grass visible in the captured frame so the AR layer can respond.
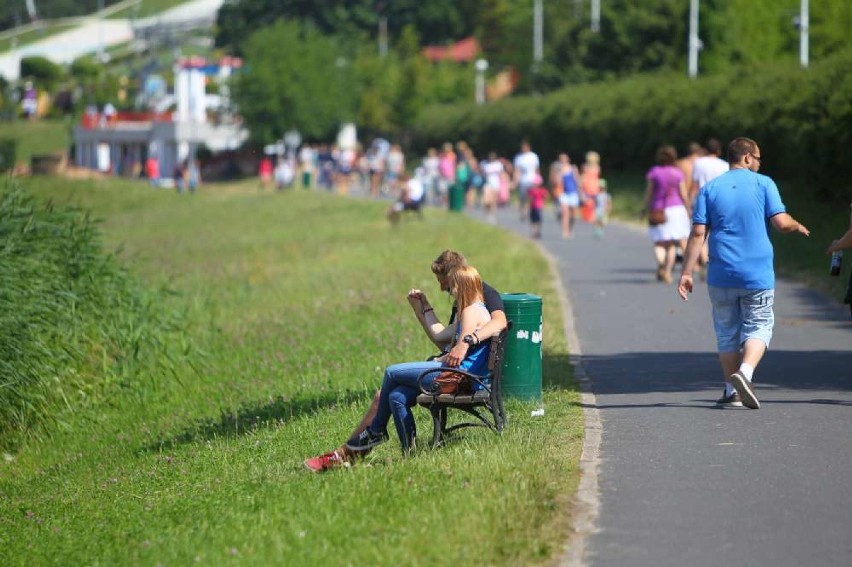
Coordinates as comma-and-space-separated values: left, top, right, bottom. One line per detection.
145, 351, 579, 453
143, 388, 369, 452
543, 352, 578, 391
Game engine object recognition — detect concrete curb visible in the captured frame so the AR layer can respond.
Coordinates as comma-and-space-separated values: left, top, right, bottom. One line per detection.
536, 244, 602, 567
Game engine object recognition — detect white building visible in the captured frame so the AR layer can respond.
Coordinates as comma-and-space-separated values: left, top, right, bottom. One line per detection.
73, 57, 248, 181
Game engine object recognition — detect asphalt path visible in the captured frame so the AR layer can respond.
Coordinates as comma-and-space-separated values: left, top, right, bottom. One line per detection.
475, 203, 852, 566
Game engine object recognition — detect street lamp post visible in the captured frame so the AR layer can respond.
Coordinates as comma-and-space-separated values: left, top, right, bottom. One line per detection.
799, 0, 809, 68
688, 0, 701, 78
591, 0, 600, 33
533, 0, 543, 65
475, 58, 489, 105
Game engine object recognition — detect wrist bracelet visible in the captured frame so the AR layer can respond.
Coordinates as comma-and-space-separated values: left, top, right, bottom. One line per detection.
422, 307, 434, 315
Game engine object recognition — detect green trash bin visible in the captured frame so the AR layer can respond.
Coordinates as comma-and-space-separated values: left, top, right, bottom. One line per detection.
500, 293, 542, 401
448, 182, 465, 212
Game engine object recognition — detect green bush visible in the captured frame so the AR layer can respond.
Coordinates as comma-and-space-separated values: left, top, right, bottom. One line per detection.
19, 56, 64, 90
0, 138, 15, 172
69, 56, 102, 80
0, 182, 185, 449
413, 48, 852, 203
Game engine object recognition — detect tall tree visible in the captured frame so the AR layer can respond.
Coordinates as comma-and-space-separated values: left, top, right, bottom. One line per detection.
234, 21, 357, 143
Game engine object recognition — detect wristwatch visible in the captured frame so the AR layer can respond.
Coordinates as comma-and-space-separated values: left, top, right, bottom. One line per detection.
462, 334, 476, 346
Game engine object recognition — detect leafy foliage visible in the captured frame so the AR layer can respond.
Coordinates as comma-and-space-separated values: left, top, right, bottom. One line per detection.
413, 47, 852, 203
19, 56, 63, 89
234, 20, 358, 142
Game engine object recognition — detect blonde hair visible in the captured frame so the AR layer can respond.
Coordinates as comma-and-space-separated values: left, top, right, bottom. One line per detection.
448, 265, 484, 314
585, 151, 600, 166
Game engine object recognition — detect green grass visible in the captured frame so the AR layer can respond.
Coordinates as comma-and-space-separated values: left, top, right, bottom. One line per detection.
0, 177, 582, 566
605, 169, 852, 302
108, 0, 196, 20
0, 119, 71, 167
0, 23, 76, 54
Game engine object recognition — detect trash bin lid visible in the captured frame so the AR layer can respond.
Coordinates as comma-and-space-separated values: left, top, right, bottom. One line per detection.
500, 292, 541, 304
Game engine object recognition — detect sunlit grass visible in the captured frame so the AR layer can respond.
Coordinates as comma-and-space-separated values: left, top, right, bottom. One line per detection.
0, 177, 582, 566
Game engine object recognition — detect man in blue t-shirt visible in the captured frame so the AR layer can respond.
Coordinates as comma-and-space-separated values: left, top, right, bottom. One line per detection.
677, 137, 810, 409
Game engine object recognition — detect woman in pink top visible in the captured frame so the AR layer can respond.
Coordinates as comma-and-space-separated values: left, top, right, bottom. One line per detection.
643, 145, 691, 284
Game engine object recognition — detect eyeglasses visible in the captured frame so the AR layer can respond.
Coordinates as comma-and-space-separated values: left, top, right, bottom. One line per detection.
750, 153, 762, 164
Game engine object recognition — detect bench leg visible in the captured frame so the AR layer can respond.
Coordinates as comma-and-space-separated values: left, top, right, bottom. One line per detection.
430, 405, 446, 447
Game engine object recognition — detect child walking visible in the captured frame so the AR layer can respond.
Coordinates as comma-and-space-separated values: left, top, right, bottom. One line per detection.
528, 174, 549, 239
593, 179, 612, 238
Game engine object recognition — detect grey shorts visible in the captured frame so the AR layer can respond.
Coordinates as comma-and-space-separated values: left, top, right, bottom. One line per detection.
708, 286, 774, 352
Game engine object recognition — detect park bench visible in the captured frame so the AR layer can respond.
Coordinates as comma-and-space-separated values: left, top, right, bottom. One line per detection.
415, 323, 511, 447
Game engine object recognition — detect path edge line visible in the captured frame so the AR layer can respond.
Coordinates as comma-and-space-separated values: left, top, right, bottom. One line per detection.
538, 245, 602, 567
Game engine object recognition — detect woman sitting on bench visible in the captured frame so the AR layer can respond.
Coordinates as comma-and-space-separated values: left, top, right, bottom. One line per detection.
314, 265, 492, 465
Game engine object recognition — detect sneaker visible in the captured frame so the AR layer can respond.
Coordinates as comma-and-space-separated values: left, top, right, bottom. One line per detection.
303, 450, 348, 473
345, 429, 387, 452
716, 390, 743, 407
730, 371, 760, 409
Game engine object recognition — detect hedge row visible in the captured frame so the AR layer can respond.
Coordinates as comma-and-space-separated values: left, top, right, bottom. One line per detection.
412, 48, 852, 202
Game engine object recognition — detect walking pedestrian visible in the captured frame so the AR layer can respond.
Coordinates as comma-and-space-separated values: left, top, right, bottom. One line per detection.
556, 153, 581, 239
580, 151, 602, 224
258, 156, 273, 189
676, 141, 704, 190
512, 140, 540, 221
677, 137, 810, 409
593, 179, 612, 238
527, 174, 549, 239
826, 201, 852, 254
481, 152, 504, 224
827, 201, 852, 318
186, 158, 201, 194
690, 138, 730, 278
644, 145, 691, 284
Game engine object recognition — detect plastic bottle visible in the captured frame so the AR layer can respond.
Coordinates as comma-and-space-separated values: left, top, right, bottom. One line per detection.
830, 250, 843, 277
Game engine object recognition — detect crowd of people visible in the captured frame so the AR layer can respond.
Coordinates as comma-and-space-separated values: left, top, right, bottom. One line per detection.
267, 138, 613, 239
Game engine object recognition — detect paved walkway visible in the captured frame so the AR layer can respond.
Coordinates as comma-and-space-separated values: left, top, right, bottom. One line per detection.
480, 204, 852, 566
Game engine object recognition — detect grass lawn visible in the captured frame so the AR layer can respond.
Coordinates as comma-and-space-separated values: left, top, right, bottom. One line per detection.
0, 23, 76, 54
108, 0, 197, 19
0, 119, 71, 168
0, 177, 582, 565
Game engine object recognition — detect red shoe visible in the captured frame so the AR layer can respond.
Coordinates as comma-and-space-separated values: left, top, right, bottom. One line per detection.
303, 450, 348, 473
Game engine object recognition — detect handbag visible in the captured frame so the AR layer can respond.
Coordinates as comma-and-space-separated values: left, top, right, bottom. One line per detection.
432, 370, 473, 395
648, 208, 667, 226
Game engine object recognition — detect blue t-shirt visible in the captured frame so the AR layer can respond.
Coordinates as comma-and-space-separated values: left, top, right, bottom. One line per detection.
693, 169, 786, 289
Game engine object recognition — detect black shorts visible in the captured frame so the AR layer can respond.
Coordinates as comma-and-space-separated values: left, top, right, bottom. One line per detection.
530, 207, 542, 223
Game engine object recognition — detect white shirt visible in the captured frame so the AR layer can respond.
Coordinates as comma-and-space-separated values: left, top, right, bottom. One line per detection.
514, 151, 540, 185
692, 155, 729, 189
423, 156, 440, 177
482, 159, 504, 189
406, 178, 424, 201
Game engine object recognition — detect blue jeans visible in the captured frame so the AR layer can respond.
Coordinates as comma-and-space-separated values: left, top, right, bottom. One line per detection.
369, 360, 442, 451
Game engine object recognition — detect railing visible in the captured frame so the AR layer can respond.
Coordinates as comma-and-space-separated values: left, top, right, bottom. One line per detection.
79, 110, 173, 128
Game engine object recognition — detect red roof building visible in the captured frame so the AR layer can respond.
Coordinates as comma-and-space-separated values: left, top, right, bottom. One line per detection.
421, 36, 480, 63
